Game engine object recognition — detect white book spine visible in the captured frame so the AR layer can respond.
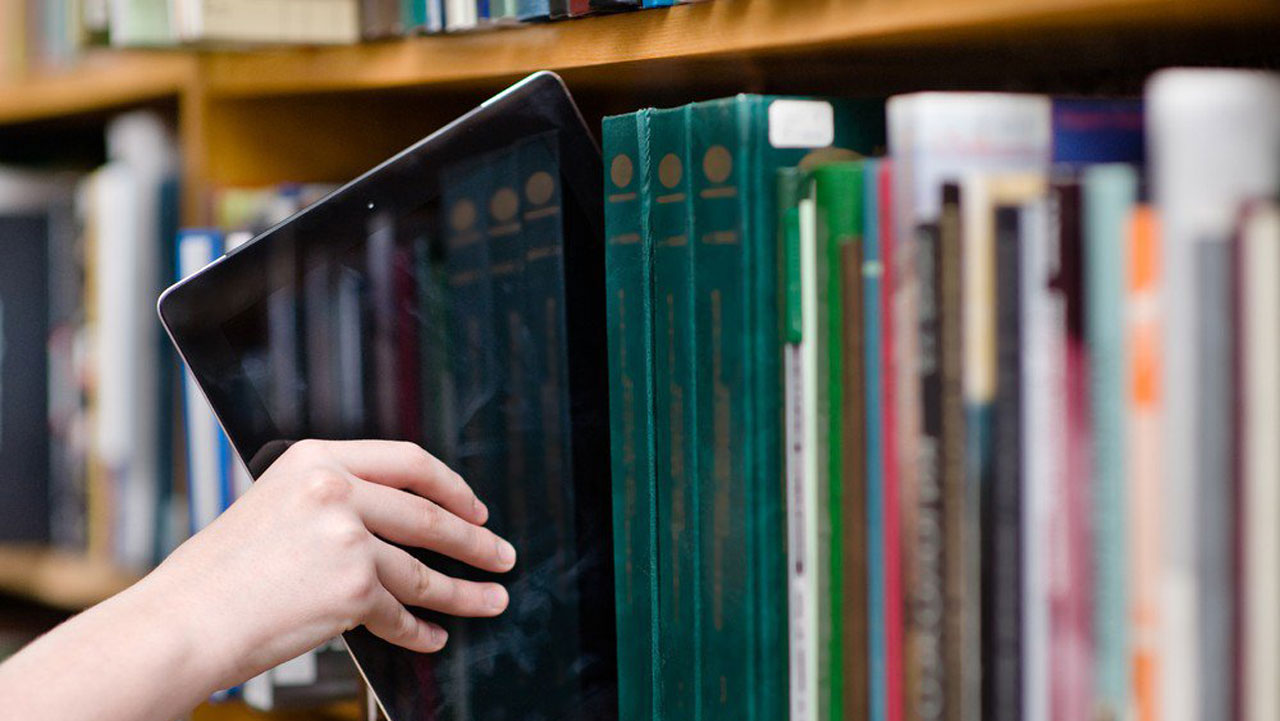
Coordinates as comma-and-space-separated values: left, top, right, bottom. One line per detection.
1019, 196, 1057, 721
1147, 68, 1280, 721
1240, 202, 1280, 721
787, 193, 820, 721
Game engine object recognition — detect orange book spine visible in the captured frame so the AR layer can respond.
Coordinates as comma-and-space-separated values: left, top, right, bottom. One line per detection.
1127, 204, 1161, 721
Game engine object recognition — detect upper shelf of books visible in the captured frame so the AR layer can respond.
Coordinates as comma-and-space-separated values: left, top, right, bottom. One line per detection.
0, 0, 1276, 125
0, 51, 196, 126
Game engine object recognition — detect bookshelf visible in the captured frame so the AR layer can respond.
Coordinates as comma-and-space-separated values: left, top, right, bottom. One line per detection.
0, 51, 195, 125
0, 545, 140, 612
0, 1, 1278, 718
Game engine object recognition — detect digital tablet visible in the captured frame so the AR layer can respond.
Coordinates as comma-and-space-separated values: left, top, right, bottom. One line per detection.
159, 72, 615, 721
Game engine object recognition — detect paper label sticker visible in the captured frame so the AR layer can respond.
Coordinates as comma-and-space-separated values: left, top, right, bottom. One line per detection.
768, 100, 835, 149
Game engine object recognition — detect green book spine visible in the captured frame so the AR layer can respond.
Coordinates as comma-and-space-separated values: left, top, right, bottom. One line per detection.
650, 105, 701, 721
745, 95, 886, 721
604, 110, 658, 721
813, 162, 867, 721
690, 97, 750, 721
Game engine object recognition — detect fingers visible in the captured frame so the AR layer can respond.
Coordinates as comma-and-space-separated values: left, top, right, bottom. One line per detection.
362, 585, 449, 653
297, 440, 487, 526
374, 541, 509, 617
351, 480, 517, 574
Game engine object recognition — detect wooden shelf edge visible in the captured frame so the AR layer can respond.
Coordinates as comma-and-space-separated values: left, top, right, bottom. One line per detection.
0, 50, 198, 125
199, 0, 1280, 97
0, 544, 142, 611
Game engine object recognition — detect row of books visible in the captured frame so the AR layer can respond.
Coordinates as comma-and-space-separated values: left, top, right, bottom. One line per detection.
603, 69, 1280, 721
0, 111, 183, 573
0, 0, 699, 81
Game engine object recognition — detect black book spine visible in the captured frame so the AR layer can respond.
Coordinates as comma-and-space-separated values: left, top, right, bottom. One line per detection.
984, 203, 1023, 721
912, 220, 947, 721
939, 183, 968, 721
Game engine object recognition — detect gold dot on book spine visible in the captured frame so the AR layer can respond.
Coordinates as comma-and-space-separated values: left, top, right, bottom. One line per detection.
450, 199, 476, 231
490, 187, 519, 221
703, 145, 732, 183
526, 171, 555, 205
659, 153, 683, 189
610, 154, 633, 189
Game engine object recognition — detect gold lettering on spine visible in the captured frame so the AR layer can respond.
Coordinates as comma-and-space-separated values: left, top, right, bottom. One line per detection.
711, 289, 730, 631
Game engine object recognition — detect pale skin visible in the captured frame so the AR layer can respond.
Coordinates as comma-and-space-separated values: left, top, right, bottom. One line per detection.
0, 439, 515, 721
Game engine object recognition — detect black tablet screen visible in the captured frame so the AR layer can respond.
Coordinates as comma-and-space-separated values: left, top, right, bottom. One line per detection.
160, 73, 614, 721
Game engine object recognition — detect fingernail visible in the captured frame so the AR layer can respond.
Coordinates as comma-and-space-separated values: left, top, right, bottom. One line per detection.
431, 625, 448, 649
472, 497, 489, 524
485, 586, 508, 611
496, 538, 516, 567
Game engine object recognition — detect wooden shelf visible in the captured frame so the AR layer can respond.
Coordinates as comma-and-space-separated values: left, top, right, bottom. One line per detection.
199, 0, 1280, 97
0, 545, 141, 611
0, 0, 1274, 127
192, 699, 363, 721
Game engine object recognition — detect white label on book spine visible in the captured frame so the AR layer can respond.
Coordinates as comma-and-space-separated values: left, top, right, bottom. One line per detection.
768, 100, 835, 149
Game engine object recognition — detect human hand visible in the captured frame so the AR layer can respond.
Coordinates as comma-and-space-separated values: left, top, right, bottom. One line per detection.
144, 439, 516, 690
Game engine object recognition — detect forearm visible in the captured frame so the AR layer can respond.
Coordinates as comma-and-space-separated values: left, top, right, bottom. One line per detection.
0, 570, 235, 721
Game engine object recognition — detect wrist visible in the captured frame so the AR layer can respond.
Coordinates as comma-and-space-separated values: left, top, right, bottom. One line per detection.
125, 559, 249, 695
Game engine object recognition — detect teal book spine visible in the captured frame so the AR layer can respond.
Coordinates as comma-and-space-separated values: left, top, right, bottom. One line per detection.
1082, 163, 1136, 721
745, 95, 887, 721
861, 158, 887, 721
517, 131, 580, 713
440, 155, 495, 719
650, 105, 701, 721
603, 111, 659, 721
690, 97, 750, 721
401, 0, 424, 30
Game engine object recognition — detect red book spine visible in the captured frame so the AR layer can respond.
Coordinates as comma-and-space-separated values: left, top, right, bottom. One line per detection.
879, 160, 905, 721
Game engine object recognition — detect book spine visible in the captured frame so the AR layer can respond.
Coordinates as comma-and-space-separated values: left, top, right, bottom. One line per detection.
876, 160, 906, 721
692, 98, 752, 721
813, 162, 867, 721
1082, 164, 1137, 721
751, 96, 885, 721
1193, 227, 1234, 721
779, 166, 817, 721
1126, 205, 1161, 721
520, 131, 581, 711
888, 99, 922, 721
986, 204, 1023, 721
938, 185, 967, 721
651, 105, 701, 721
1019, 195, 1059, 721
861, 159, 888, 721
1238, 201, 1280, 721
957, 174, 993, 721
1050, 178, 1094, 721
175, 228, 225, 535
912, 219, 947, 721
604, 111, 659, 721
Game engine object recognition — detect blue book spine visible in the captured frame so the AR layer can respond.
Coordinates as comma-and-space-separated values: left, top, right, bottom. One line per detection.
1051, 98, 1144, 165
516, 0, 549, 19
1082, 163, 1137, 721
176, 228, 226, 536
861, 159, 887, 721
643, 0, 675, 6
